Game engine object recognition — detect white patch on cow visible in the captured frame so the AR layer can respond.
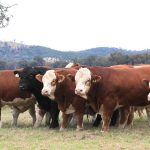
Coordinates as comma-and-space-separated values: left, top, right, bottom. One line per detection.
98, 104, 104, 115
65, 104, 75, 114
114, 102, 123, 110
0, 121, 2, 128
34, 107, 43, 128
65, 62, 74, 68
15, 73, 19, 78
41, 70, 56, 100
148, 93, 150, 101
148, 82, 150, 101
75, 68, 91, 99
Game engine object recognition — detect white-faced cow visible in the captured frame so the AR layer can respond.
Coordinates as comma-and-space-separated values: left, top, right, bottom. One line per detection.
74, 66, 150, 132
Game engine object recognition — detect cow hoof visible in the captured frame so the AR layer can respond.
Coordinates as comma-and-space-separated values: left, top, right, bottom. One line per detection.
101, 129, 108, 133
34, 124, 40, 128
49, 122, 59, 128
119, 124, 126, 129
11, 125, 17, 128
100, 130, 104, 133
59, 127, 66, 131
76, 127, 83, 131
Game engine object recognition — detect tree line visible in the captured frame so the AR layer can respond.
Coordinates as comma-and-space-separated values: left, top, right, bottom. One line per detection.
0, 52, 150, 70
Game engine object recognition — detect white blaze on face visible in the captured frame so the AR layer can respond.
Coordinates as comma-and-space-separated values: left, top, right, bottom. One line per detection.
41, 70, 56, 100
65, 62, 74, 68
148, 82, 150, 101
75, 68, 91, 99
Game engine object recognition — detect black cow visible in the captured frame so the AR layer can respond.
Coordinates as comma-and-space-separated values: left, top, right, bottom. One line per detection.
14, 67, 59, 128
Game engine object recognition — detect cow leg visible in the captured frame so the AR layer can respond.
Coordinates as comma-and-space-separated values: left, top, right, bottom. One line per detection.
110, 109, 119, 126
119, 106, 130, 128
69, 113, 76, 126
93, 114, 102, 127
12, 107, 20, 127
146, 107, 150, 127
34, 108, 45, 128
101, 110, 113, 132
60, 112, 71, 131
28, 104, 36, 126
45, 112, 51, 126
75, 113, 84, 131
126, 107, 134, 128
49, 101, 59, 128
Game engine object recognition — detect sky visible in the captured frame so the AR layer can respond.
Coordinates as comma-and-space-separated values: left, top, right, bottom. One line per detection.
1, 0, 150, 51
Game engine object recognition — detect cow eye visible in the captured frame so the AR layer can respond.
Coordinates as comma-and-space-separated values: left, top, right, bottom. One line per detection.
85, 80, 91, 86
51, 79, 56, 86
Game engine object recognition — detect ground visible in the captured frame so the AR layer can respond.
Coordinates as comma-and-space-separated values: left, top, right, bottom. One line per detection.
0, 106, 150, 150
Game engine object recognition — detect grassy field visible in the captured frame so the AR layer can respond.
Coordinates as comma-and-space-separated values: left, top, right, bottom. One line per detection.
0, 106, 150, 150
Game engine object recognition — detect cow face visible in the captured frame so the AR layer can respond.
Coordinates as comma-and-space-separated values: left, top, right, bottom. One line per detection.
14, 67, 45, 91
75, 68, 101, 99
147, 81, 150, 101
38, 70, 65, 100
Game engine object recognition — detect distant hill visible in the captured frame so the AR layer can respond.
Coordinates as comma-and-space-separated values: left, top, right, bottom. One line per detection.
0, 41, 149, 62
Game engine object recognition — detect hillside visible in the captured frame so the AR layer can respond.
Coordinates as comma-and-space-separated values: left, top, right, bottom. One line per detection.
0, 41, 149, 62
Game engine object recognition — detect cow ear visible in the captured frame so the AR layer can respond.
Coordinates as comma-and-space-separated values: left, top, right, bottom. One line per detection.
92, 75, 101, 83
14, 71, 20, 78
67, 74, 75, 82
143, 79, 150, 87
57, 75, 65, 83
35, 74, 43, 82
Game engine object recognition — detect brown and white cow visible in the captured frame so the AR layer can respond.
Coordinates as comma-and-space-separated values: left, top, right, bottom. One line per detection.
73, 66, 150, 132
0, 70, 36, 127
36, 68, 96, 131
110, 64, 150, 127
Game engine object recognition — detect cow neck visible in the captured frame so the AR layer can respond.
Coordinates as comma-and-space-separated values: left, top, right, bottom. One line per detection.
29, 82, 43, 100
55, 81, 66, 109
55, 79, 74, 112
86, 68, 105, 112
87, 80, 101, 112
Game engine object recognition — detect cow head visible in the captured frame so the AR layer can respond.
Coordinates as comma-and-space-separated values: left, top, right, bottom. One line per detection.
36, 70, 65, 100
14, 67, 46, 91
74, 68, 101, 99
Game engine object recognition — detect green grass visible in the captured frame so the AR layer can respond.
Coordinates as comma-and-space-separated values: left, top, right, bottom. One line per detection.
0, 107, 150, 150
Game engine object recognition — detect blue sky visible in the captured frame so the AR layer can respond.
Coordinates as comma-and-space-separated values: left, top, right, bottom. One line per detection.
1, 0, 150, 51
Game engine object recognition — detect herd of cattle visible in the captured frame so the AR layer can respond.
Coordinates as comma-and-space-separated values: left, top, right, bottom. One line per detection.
0, 63, 150, 132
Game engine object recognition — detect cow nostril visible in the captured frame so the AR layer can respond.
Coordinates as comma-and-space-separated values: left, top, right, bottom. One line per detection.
79, 89, 83, 92
42, 90, 48, 95
75, 89, 83, 93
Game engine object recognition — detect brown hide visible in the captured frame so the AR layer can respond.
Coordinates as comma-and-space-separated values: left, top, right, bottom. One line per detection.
110, 64, 133, 69
53, 68, 95, 130
0, 70, 31, 101
0, 70, 32, 123
54, 68, 86, 113
85, 67, 150, 131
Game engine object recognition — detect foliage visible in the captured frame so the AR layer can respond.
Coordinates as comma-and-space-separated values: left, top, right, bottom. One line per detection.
0, 2, 14, 28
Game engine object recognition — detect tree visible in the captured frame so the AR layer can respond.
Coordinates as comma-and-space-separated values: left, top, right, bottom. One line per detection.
0, 2, 15, 28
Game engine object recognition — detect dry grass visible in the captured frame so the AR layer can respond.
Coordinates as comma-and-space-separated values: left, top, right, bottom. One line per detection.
0, 106, 150, 150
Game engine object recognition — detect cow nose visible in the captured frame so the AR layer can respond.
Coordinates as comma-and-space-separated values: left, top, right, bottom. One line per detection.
75, 88, 83, 93
42, 90, 48, 96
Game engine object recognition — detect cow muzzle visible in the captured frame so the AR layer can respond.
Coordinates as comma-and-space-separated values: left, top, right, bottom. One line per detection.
41, 89, 49, 96
19, 85, 26, 90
